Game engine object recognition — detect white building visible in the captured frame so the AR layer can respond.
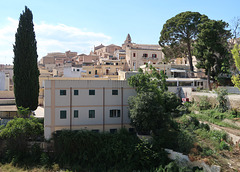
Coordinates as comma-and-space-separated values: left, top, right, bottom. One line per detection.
63, 67, 85, 78
44, 80, 136, 139
0, 71, 9, 91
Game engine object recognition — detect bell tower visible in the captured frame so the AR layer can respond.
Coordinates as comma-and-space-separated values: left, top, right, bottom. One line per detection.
122, 33, 133, 50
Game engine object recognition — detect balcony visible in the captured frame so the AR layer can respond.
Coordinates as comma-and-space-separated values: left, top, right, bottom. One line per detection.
142, 57, 158, 60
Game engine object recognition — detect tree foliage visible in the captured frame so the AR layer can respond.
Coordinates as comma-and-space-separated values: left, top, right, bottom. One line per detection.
13, 6, 39, 111
161, 43, 188, 63
128, 66, 181, 134
231, 44, 240, 89
194, 20, 232, 90
128, 65, 168, 94
0, 117, 43, 163
53, 129, 168, 171
216, 88, 228, 113
159, 11, 208, 72
0, 117, 43, 140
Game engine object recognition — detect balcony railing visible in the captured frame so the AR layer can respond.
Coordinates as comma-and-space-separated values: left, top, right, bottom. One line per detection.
142, 56, 158, 60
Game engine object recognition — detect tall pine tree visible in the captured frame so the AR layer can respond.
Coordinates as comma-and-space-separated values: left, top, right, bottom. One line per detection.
13, 6, 39, 111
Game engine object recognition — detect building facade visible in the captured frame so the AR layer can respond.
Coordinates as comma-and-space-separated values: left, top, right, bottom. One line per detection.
44, 80, 136, 139
0, 71, 10, 91
122, 34, 164, 70
94, 44, 122, 59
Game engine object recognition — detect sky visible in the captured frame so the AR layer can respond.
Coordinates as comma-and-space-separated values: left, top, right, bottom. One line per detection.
0, 0, 240, 64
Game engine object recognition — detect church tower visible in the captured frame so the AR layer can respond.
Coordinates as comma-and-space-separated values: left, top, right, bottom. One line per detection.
122, 33, 133, 50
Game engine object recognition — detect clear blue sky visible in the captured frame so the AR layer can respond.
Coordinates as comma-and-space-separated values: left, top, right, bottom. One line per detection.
0, 0, 240, 64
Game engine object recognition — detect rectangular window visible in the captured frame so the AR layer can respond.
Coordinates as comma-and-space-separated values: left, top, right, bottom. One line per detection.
110, 129, 117, 134
152, 54, 157, 58
89, 110, 95, 118
60, 110, 67, 119
133, 53, 136, 57
89, 71, 91, 74
143, 53, 148, 57
77, 69, 80, 71
60, 90, 66, 95
74, 90, 78, 95
89, 90, 95, 95
110, 109, 120, 117
112, 90, 118, 95
74, 110, 78, 118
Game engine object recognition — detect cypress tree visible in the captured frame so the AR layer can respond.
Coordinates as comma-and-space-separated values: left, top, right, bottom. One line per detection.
13, 6, 39, 111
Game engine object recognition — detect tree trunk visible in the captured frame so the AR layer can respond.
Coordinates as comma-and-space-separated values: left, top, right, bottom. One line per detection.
207, 68, 212, 91
187, 40, 194, 77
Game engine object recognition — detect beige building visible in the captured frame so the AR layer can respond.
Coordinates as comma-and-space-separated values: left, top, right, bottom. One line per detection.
0, 91, 17, 125
44, 80, 136, 139
122, 34, 164, 71
94, 44, 122, 59
78, 60, 125, 78
73, 53, 99, 65
40, 51, 77, 66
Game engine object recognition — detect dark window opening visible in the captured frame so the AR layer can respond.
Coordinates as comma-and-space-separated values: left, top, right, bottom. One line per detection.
112, 90, 118, 95
60, 90, 66, 95
74, 90, 78, 95
89, 90, 95, 95
60, 110, 67, 119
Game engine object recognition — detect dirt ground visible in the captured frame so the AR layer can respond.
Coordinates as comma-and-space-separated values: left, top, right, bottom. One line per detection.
198, 122, 240, 171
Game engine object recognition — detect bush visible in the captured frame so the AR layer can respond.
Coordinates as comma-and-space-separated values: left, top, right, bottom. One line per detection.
176, 102, 192, 116
199, 123, 210, 131
216, 88, 228, 113
198, 96, 212, 110
53, 129, 169, 171
40, 152, 50, 166
219, 141, 229, 150
201, 147, 214, 156
177, 129, 195, 154
210, 130, 227, 143
179, 115, 200, 130
0, 117, 44, 164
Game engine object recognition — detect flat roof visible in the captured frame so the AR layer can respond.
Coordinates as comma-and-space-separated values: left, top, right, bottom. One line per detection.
167, 78, 206, 82
0, 105, 17, 112
170, 68, 186, 73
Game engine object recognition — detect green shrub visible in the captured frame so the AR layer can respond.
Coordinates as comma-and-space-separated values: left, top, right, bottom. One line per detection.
40, 152, 50, 166
0, 117, 44, 164
219, 141, 229, 150
153, 128, 179, 150
201, 147, 214, 156
210, 130, 227, 143
198, 96, 212, 110
176, 102, 192, 116
53, 129, 169, 171
177, 129, 195, 154
153, 161, 200, 172
230, 108, 239, 118
216, 88, 228, 113
179, 115, 200, 130
199, 123, 210, 131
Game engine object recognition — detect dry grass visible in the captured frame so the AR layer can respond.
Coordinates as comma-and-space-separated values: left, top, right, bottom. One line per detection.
0, 163, 52, 172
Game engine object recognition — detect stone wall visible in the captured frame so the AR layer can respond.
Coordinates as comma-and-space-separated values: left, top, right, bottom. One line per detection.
191, 92, 240, 111
165, 149, 221, 172
218, 86, 240, 94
